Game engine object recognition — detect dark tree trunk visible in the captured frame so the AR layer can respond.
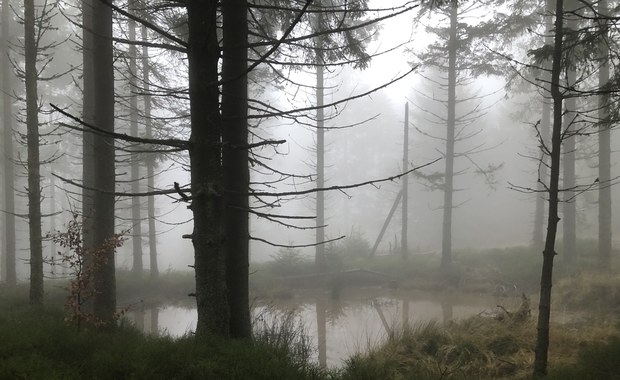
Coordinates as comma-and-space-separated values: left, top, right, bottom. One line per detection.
187, 0, 229, 338
315, 63, 326, 272
562, 0, 578, 263
141, 24, 158, 277
82, 0, 96, 287
315, 9, 327, 272
222, 0, 251, 339
533, 101, 550, 247
598, 0, 612, 270
128, 0, 143, 274
91, 0, 116, 323
24, 0, 43, 305
1, 0, 16, 286
534, 0, 553, 248
534, 0, 564, 375
441, 0, 458, 274
401, 102, 409, 259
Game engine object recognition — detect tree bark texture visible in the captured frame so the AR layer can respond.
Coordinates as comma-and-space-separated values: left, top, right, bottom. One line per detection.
401, 102, 409, 259
91, 0, 116, 323
24, 0, 43, 305
1, 0, 16, 285
128, 0, 143, 274
141, 24, 158, 277
222, 0, 251, 339
598, 0, 612, 270
82, 0, 96, 289
534, 0, 564, 375
533, 0, 555, 248
315, 3, 326, 272
187, 0, 229, 338
562, 0, 577, 263
441, 0, 458, 274
534, 102, 550, 247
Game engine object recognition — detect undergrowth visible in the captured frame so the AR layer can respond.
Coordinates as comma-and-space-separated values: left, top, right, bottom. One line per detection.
339, 315, 620, 380
0, 298, 334, 380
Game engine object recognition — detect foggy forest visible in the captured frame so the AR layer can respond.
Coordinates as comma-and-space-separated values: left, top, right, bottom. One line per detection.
1, 0, 620, 378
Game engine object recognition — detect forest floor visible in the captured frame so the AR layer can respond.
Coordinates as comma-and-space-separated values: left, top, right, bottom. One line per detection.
1, 288, 619, 379
2, 241, 619, 379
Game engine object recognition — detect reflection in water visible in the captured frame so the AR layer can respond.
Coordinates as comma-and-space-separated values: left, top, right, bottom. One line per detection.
150, 307, 159, 335
441, 299, 454, 323
128, 305, 196, 337
134, 307, 145, 331
316, 297, 327, 368
402, 297, 409, 329
126, 292, 504, 367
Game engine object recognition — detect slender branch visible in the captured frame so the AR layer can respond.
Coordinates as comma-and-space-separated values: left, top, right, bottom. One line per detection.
53, 173, 179, 198
99, 0, 188, 49
249, 157, 441, 197
250, 235, 345, 248
50, 104, 189, 149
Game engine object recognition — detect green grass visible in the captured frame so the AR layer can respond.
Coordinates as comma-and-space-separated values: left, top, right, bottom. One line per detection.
0, 294, 334, 380
548, 335, 620, 379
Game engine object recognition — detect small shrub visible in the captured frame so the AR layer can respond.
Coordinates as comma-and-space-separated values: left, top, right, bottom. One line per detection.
48, 213, 126, 330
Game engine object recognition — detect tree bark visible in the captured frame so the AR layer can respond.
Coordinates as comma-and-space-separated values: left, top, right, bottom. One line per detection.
534, 0, 564, 375
141, 24, 158, 277
598, 0, 612, 270
562, 0, 577, 263
91, 0, 116, 324
533, 103, 550, 247
82, 0, 96, 295
187, 0, 229, 338
128, 0, 143, 274
315, 3, 327, 272
222, 0, 251, 339
315, 62, 326, 272
441, 0, 458, 274
1, 0, 16, 286
533, 0, 555, 248
402, 102, 409, 259
24, 0, 43, 305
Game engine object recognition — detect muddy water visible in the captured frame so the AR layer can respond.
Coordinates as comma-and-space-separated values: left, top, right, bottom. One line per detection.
126, 290, 520, 367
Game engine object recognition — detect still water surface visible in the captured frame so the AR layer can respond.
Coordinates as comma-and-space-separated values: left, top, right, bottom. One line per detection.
127, 290, 516, 367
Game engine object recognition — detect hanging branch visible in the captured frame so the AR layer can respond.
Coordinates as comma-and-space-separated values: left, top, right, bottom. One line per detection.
50, 104, 189, 150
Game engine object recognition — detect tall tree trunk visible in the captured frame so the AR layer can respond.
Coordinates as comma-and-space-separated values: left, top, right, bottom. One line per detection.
441, 0, 457, 274
24, 0, 43, 305
562, 0, 577, 262
128, 0, 143, 274
315, 3, 326, 272
49, 173, 56, 268
91, 0, 116, 324
141, 24, 158, 277
534, 0, 564, 375
1, 0, 16, 286
222, 0, 251, 339
82, 0, 96, 290
187, 0, 229, 338
315, 63, 326, 272
598, 0, 612, 270
534, 0, 555, 248
534, 103, 550, 247
401, 102, 409, 259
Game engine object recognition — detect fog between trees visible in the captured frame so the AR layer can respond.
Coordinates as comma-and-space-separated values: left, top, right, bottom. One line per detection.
0, 0, 619, 373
